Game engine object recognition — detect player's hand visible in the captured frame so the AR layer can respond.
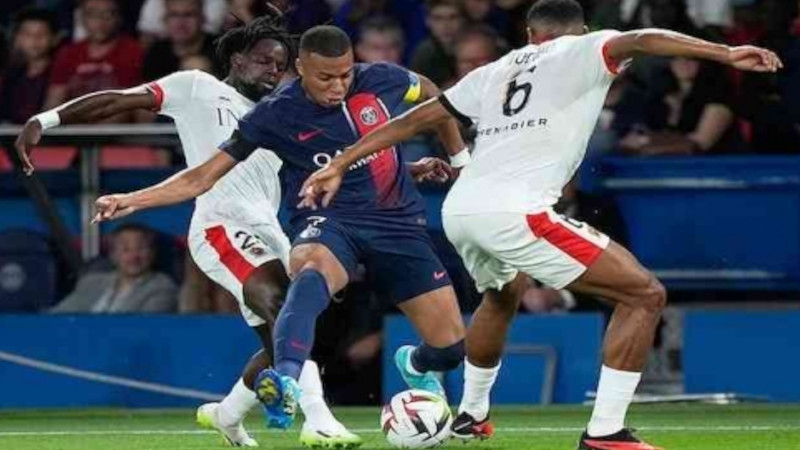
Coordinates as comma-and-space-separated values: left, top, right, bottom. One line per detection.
726, 45, 783, 73
14, 119, 43, 176
408, 157, 453, 184
298, 164, 345, 210
93, 194, 137, 223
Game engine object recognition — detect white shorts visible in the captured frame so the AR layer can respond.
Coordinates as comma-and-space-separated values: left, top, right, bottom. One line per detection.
188, 219, 291, 327
443, 208, 609, 292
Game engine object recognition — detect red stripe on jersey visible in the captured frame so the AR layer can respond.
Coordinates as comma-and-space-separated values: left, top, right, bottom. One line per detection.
601, 42, 622, 75
204, 225, 256, 283
345, 93, 399, 206
146, 82, 165, 112
526, 213, 603, 267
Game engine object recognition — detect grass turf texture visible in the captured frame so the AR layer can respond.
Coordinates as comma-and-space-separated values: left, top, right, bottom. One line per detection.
0, 404, 798, 450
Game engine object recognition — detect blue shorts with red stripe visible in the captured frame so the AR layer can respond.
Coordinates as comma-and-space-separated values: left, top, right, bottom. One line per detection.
290, 214, 452, 305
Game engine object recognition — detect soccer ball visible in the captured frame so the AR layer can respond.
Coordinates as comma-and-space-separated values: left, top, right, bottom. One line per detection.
380, 389, 453, 449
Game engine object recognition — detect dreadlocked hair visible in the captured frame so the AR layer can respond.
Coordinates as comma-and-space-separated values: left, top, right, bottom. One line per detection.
214, 7, 297, 74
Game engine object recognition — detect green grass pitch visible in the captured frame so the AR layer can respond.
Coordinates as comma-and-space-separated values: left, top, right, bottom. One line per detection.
1, 404, 798, 450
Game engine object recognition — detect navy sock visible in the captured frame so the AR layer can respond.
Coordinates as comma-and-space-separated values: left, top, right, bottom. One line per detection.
411, 340, 465, 373
273, 269, 331, 380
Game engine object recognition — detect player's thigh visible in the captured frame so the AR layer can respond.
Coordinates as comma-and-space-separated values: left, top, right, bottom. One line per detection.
289, 216, 356, 295
443, 213, 519, 295
189, 223, 287, 327
566, 240, 666, 310
366, 230, 464, 347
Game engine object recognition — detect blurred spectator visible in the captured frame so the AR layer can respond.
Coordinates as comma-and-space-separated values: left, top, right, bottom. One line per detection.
354, 16, 404, 64
586, 73, 647, 157
334, 0, 426, 63
494, 0, 533, 47
70, 0, 146, 41
461, 0, 510, 39
453, 24, 502, 80
142, 0, 219, 81
0, 8, 59, 124
180, 53, 215, 72
283, 0, 332, 34
179, 254, 238, 314
45, 0, 143, 121
138, 0, 226, 45
50, 224, 178, 313
223, 0, 278, 30
620, 58, 745, 156
410, 0, 465, 87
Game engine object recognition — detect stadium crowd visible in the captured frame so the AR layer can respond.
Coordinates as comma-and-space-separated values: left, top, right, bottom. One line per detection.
0, 0, 797, 403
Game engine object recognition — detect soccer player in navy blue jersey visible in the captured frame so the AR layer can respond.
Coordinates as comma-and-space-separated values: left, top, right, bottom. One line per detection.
94, 25, 470, 428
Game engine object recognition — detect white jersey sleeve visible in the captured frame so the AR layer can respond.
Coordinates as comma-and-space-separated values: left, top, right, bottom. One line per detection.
440, 64, 492, 124
570, 30, 630, 84
145, 70, 201, 118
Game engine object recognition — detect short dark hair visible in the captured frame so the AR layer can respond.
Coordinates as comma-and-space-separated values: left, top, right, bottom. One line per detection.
526, 0, 584, 28
12, 7, 59, 36
300, 25, 352, 57
215, 11, 295, 73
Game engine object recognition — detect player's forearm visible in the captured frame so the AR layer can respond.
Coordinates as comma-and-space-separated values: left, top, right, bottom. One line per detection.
124, 166, 214, 210
334, 99, 445, 171
433, 117, 466, 157
611, 29, 731, 64
34, 88, 153, 127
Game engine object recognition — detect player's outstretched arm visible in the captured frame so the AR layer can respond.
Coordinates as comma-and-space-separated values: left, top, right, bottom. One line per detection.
605, 29, 783, 73
298, 98, 454, 210
93, 151, 237, 222
14, 87, 156, 175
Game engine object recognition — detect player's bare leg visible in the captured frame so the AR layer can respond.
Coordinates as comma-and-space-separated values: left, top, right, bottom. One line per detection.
452, 274, 527, 440
393, 285, 466, 397
566, 241, 666, 450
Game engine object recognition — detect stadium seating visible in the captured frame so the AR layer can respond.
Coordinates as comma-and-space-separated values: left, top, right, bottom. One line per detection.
0, 229, 58, 312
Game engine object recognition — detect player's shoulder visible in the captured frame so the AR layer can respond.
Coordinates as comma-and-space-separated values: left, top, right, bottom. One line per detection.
244, 80, 298, 120
557, 30, 623, 50
355, 62, 409, 83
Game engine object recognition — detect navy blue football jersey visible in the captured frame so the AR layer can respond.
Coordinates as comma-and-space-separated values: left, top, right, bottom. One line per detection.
221, 62, 425, 225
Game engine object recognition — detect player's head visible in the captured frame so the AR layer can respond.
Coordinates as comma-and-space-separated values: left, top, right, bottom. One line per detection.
81, 0, 121, 44
109, 224, 156, 279
11, 8, 59, 62
296, 25, 354, 108
215, 12, 293, 101
526, 0, 586, 44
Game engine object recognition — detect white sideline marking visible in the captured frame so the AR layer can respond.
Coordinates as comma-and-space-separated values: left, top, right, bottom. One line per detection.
0, 350, 223, 401
1, 425, 799, 437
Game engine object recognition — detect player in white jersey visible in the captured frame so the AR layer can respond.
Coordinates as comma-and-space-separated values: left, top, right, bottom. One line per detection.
15, 15, 362, 449
298, 1, 782, 449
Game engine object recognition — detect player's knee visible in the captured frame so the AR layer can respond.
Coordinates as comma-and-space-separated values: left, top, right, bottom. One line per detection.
413, 340, 465, 372
639, 276, 667, 313
242, 281, 285, 321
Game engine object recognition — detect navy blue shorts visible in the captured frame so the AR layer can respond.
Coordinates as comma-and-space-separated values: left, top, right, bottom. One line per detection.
290, 215, 452, 305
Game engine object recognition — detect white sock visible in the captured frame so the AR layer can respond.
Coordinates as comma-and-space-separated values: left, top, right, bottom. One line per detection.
298, 360, 341, 430
586, 365, 642, 437
216, 378, 259, 427
458, 359, 500, 422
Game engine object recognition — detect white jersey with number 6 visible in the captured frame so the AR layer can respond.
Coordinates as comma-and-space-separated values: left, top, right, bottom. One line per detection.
441, 30, 626, 215
146, 70, 290, 326
439, 31, 628, 291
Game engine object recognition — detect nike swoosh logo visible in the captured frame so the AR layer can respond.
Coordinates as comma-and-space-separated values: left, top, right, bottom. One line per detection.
434, 271, 446, 280
298, 129, 323, 141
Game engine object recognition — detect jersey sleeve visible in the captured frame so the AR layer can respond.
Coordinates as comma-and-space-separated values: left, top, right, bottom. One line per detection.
580, 30, 631, 82
219, 101, 279, 161
439, 64, 490, 126
144, 70, 200, 117
360, 63, 423, 111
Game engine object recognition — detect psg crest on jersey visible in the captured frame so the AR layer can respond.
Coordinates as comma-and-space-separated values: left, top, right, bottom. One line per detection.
360, 106, 379, 126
